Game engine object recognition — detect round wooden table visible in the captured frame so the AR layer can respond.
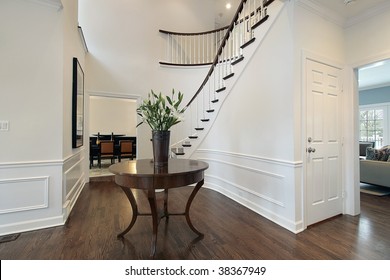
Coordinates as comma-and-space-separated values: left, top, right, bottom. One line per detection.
109, 158, 209, 258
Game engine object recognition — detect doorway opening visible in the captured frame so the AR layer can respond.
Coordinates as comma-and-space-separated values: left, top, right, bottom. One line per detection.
356, 58, 390, 196
89, 95, 138, 178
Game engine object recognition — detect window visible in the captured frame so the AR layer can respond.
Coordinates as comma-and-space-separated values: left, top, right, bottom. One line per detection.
359, 105, 389, 148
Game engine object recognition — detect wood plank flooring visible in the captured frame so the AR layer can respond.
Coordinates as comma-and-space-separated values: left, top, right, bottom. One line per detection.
0, 180, 389, 260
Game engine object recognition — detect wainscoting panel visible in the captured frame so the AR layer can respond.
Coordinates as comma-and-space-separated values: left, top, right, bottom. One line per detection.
63, 151, 86, 219
0, 176, 49, 214
193, 149, 304, 233
0, 161, 64, 236
0, 150, 87, 235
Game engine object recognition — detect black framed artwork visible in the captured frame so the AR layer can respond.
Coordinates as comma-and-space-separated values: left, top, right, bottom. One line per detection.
72, 57, 84, 148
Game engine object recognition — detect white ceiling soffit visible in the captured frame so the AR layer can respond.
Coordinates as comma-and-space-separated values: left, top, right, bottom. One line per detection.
359, 59, 390, 91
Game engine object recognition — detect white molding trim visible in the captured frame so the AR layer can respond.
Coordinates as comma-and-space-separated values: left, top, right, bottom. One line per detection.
206, 174, 285, 207
297, 0, 345, 27
64, 156, 85, 202
0, 159, 63, 168
0, 176, 49, 214
345, 1, 390, 28
27, 0, 63, 10
0, 215, 64, 237
201, 158, 285, 179
78, 26, 88, 53
88, 90, 141, 101
196, 149, 303, 168
64, 148, 85, 164
297, 0, 390, 29
204, 182, 303, 233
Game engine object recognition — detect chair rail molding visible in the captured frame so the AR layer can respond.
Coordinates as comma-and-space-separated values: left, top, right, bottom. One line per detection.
195, 148, 303, 168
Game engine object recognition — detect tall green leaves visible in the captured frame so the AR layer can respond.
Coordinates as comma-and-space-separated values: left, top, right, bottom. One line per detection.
137, 89, 185, 131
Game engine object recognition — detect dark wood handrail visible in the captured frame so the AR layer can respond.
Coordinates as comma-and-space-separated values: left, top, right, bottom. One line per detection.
159, 26, 229, 36
185, 0, 275, 108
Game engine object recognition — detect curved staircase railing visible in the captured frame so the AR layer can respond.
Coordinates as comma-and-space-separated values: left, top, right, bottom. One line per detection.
165, 0, 277, 156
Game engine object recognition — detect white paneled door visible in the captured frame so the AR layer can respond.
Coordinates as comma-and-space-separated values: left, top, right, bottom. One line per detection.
306, 58, 343, 226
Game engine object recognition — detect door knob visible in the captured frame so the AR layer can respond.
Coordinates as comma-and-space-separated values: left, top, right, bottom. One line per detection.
307, 147, 316, 153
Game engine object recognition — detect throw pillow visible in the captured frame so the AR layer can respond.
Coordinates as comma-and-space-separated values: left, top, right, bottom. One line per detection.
385, 149, 390, 162
366, 147, 379, 160
378, 149, 389, 161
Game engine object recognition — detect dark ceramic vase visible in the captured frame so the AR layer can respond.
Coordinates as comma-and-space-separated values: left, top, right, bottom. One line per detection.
152, 130, 170, 166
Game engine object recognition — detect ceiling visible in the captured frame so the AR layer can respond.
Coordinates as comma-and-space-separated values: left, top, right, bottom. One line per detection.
214, 0, 241, 28
312, 0, 390, 20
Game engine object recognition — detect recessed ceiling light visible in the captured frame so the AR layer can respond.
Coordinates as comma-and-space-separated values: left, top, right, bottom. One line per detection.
226, 3, 232, 9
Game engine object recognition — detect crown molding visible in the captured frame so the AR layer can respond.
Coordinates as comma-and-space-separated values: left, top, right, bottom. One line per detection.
298, 0, 390, 29
345, 1, 390, 28
26, 0, 63, 10
297, 0, 345, 27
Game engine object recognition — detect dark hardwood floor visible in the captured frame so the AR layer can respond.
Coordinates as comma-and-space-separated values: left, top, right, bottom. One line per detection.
0, 179, 389, 260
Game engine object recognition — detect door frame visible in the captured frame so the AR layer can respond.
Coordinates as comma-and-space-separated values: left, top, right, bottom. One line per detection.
301, 50, 345, 229
86, 90, 141, 180
347, 52, 390, 216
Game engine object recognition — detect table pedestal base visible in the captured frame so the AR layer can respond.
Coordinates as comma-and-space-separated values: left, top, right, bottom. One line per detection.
118, 179, 204, 258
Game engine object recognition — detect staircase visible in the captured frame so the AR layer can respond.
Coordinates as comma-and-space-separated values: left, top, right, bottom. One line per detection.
161, 0, 285, 158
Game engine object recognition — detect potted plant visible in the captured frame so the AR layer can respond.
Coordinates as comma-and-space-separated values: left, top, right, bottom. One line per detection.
137, 89, 185, 166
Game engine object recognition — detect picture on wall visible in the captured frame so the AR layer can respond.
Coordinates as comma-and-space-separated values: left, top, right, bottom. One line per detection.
72, 57, 84, 148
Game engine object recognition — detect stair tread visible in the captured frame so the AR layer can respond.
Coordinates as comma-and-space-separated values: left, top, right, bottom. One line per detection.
231, 56, 244, 65
223, 73, 234, 80
216, 87, 226, 93
195, 127, 204, 131
211, 99, 219, 103
201, 119, 210, 122
252, 14, 269, 29
206, 109, 215, 113
241, 37, 255, 49
189, 136, 198, 139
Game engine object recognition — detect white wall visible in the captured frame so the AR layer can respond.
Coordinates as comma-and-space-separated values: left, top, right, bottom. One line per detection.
78, 0, 215, 158
0, 0, 63, 162
0, 0, 87, 236
190, 2, 305, 232
89, 97, 137, 136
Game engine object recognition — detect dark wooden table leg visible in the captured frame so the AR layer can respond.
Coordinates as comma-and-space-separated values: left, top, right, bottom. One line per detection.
185, 179, 204, 237
163, 189, 169, 218
147, 189, 158, 258
117, 187, 138, 238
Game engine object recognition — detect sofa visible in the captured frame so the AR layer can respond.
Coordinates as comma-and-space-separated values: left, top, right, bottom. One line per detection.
360, 145, 390, 188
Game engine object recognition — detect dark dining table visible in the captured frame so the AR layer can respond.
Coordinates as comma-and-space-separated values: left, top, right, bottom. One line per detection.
109, 158, 209, 258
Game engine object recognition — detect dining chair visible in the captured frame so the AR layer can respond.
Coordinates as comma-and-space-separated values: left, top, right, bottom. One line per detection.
98, 140, 115, 168
118, 140, 133, 162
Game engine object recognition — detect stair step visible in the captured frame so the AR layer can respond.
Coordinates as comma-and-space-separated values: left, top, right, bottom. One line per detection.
182, 144, 191, 147
211, 99, 219, 103
195, 127, 204, 131
223, 73, 234, 80
216, 87, 226, 93
201, 119, 210, 122
252, 14, 269, 29
189, 136, 198, 139
206, 109, 215, 113
171, 148, 185, 156
241, 37, 255, 49
231, 56, 244, 65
